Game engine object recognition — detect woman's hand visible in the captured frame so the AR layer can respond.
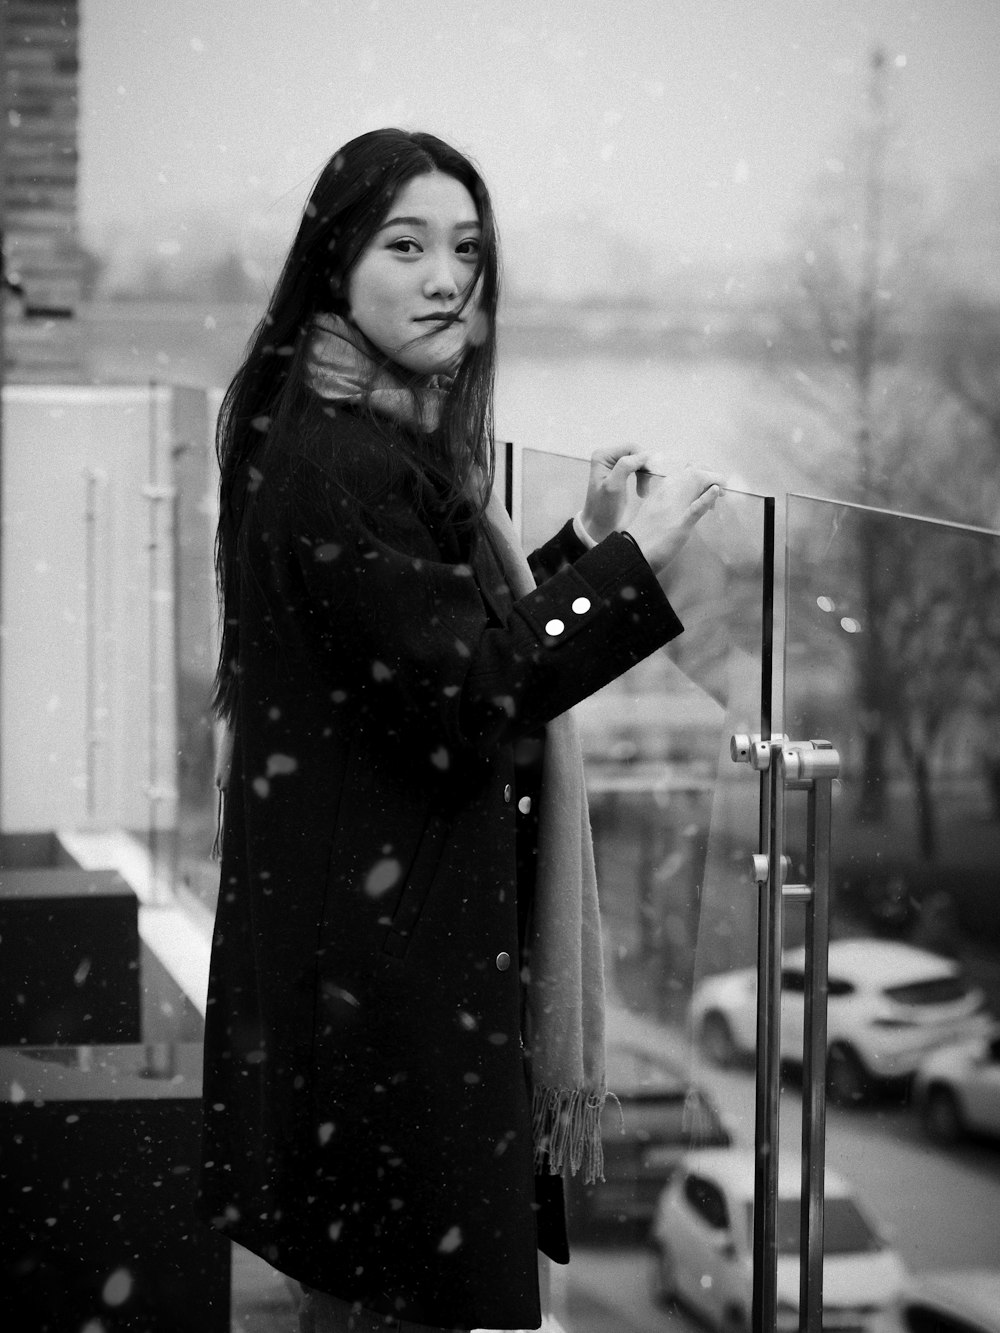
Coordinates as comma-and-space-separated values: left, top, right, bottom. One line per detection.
624, 462, 726, 575
580, 444, 655, 544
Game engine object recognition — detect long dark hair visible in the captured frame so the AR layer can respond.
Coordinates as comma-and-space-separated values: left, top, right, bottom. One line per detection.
213, 129, 502, 721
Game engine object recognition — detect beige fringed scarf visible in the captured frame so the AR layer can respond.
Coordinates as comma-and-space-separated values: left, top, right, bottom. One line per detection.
478, 483, 611, 1185
218, 314, 610, 1181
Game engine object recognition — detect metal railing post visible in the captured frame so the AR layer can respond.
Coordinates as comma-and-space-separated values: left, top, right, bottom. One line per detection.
757, 743, 783, 1333
782, 742, 839, 1331
732, 735, 840, 1333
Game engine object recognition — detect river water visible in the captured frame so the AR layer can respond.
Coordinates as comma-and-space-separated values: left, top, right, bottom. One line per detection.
79, 300, 817, 498
498, 351, 793, 491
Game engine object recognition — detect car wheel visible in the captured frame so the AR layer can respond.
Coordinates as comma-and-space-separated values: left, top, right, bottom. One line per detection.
701, 1011, 740, 1067
922, 1084, 965, 1145
826, 1042, 870, 1106
648, 1240, 679, 1307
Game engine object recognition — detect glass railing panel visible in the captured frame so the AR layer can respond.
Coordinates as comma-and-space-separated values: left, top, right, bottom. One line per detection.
167, 385, 221, 923
518, 446, 768, 1331
783, 493, 1000, 1284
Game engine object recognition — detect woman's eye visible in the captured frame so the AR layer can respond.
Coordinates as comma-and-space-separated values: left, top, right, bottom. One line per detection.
389, 238, 420, 254
456, 238, 481, 258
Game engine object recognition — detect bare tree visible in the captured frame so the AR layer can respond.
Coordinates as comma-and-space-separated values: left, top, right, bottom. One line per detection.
918, 162, 1000, 476
763, 51, 1000, 855
775, 49, 922, 819
924, 293, 1000, 481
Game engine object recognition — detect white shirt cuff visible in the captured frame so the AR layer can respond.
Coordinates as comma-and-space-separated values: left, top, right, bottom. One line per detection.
573, 511, 599, 549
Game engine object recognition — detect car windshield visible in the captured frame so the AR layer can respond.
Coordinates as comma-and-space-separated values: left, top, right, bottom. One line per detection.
882, 976, 968, 1006
745, 1198, 883, 1255
602, 1063, 730, 1146
679, 1091, 731, 1144
606, 1047, 683, 1094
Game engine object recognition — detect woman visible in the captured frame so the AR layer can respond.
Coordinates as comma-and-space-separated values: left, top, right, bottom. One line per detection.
199, 128, 722, 1332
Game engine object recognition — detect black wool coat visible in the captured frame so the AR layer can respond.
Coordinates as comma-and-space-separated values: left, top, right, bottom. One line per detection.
198, 404, 683, 1331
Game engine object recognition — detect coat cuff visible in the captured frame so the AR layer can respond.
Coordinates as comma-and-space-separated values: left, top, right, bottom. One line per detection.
527, 517, 591, 583
574, 530, 684, 646
512, 530, 683, 670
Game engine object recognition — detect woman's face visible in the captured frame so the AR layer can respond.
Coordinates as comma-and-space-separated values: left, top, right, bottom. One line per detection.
346, 171, 482, 376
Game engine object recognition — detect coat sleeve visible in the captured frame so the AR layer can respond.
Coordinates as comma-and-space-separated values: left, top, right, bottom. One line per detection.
255, 429, 683, 763
526, 517, 589, 583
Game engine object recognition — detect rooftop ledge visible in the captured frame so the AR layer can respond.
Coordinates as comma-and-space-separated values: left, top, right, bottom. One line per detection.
57, 827, 212, 1019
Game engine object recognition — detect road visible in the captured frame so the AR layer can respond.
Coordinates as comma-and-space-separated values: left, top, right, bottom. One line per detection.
555, 1057, 1000, 1331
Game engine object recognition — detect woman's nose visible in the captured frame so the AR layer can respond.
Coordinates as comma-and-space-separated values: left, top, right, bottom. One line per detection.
422, 251, 460, 299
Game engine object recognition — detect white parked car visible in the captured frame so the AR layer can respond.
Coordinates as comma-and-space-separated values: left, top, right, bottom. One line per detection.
898, 1270, 1000, 1333
912, 1028, 1000, 1144
689, 938, 992, 1104
566, 1041, 732, 1230
649, 1147, 907, 1333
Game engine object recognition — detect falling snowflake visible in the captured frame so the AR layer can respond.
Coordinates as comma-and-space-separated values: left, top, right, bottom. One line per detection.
437, 1225, 463, 1253
365, 858, 402, 898
102, 1268, 133, 1307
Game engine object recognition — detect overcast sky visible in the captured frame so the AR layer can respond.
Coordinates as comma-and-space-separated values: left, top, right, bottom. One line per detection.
79, 0, 1000, 278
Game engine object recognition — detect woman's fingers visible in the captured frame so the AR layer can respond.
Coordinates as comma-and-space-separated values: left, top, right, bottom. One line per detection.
582, 448, 726, 549
609, 451, 652, 478
690, 467, 727, 497
669, 464, 725, 502
686, 483, 722, 523
589, 447, 651, 492
635, 462, 726, 504
582, 446, 653, 542
625, 466, 728, 573
590, 442, 648, 470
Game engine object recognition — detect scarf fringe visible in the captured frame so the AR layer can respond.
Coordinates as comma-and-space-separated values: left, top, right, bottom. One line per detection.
531, 1083, 610, 1185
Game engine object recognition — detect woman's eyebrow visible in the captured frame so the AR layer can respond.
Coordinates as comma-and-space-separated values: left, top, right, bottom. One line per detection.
378, 214, 482, 232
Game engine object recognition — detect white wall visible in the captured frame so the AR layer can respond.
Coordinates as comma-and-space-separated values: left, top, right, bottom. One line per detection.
2, 384, 213, 835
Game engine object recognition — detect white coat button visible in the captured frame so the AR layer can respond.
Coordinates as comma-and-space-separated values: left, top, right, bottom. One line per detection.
571, 596, 591, 615
517, 796, 532, 815
503, 784, 512, 804
496, 952, 511, 971
544, 618, 565, 636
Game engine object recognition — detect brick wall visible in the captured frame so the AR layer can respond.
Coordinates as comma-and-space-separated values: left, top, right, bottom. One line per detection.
2, 0, 83, 382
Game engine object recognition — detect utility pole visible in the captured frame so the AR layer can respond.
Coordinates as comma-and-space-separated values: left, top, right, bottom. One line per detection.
1, 0, 7, 834
854, 46, 892, 824
855, 46, 887, 500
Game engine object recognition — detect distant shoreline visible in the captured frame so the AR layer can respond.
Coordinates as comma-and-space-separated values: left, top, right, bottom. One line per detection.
79, 297, 792, 364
